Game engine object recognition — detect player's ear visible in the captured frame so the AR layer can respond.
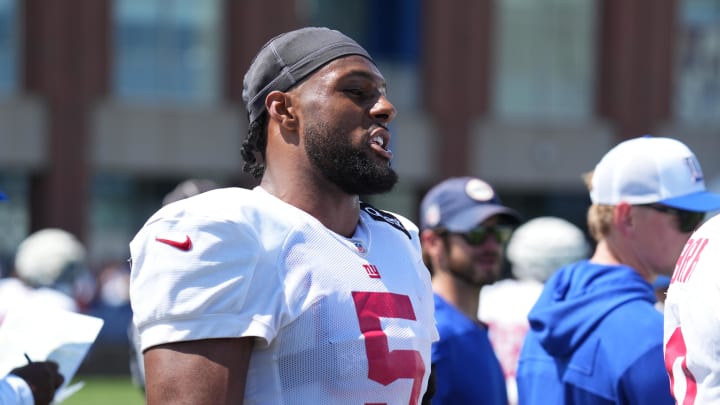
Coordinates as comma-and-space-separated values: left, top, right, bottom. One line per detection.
266, 91, 298, 131
420, 229, 445, 260
614, 202, 634, 235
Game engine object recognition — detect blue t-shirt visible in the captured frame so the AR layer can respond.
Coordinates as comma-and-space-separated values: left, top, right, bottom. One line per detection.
431, 294, 508, 405
517, 260, 674, 405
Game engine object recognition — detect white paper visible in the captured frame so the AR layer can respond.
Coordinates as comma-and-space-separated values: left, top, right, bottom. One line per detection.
0, 307, 104, 403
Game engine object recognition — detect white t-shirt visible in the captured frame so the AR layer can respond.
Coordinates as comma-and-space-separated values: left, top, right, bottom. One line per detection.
664, 214, 720, 404
130, 187, 438, 405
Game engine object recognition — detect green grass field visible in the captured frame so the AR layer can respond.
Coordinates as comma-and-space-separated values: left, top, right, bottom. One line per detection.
62, 375, 145, 405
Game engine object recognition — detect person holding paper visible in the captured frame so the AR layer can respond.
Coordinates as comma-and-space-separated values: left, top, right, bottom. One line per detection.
0, 360, 65, 405
0, 192, 79, 405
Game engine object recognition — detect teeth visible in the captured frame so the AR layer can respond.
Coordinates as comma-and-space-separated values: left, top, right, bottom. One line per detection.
373, 136, 385, 147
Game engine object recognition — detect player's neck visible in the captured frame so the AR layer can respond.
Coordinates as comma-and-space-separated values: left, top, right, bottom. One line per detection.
260, 176, 361, 237
591, 238, 655, 282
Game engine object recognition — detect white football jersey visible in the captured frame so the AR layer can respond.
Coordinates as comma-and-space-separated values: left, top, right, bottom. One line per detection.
479, 278, 544, 405
664, 214, 720, 404
130, 187, 438, 405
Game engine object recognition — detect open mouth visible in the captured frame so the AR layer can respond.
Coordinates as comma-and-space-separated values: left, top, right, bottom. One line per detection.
371, 134, 386, 149
369, 127, 393, 160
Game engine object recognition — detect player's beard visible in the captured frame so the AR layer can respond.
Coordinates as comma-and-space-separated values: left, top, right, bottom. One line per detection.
305, 121, 398, 195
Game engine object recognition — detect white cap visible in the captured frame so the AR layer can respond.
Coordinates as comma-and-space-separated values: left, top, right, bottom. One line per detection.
589, 135, 720, 212
507, 217, 590, 282
15, 228, 86, 287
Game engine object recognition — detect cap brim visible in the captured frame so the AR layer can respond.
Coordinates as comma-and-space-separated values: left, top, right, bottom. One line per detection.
660, 190, 720, 212
443, 205, 522, 232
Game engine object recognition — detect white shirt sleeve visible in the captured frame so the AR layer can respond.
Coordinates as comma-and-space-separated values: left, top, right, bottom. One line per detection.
0, 374, 35, 405
129, 209, 287, 351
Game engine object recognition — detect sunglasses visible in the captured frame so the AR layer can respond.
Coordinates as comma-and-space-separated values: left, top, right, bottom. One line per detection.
637, 203, 705, 233
439, 225, 515, 245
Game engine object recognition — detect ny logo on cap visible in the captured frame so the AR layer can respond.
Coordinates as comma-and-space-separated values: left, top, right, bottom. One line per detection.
684, 156, 704, 183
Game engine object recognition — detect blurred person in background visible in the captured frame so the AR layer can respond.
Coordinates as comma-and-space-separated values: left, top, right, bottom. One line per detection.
479, 216, 590, 405
1, 361, 65, 405
0, 228, 87, 325
517, 135, 720, 405
420, 176, 521, 405
0, 192, 66, 405
80, 259, 134, 375
664, 212, 720, 403
663, 167, 720, 403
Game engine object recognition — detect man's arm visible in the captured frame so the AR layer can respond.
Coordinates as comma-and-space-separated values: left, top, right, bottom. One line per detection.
6, 361, 64, 405
0, 375, 33, 405
144, 337, 254, 405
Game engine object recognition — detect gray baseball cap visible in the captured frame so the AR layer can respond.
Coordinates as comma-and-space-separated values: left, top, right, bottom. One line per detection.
242, 26, 374, 125
420, 177, 521, 232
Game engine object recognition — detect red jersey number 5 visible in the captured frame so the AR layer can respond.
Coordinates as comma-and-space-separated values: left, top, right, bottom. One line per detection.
665, 326, 697, 404
352, 291, 426, 405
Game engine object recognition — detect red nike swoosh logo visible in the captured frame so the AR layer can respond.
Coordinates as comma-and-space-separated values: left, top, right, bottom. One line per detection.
155, 235, 192, 251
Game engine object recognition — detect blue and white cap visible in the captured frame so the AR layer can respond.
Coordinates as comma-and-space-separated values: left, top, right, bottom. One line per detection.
590, 135, 720, 212
420, 176, 521, 232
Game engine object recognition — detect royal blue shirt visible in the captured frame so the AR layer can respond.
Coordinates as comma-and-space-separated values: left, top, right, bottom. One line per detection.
431, 294, 508, 405
517, 260, 674, 405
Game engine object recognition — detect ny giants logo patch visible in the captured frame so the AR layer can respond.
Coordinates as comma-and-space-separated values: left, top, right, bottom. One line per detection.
363, 264, 381, 279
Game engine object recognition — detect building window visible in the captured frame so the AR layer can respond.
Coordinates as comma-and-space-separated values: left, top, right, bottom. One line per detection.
301, 0, 421, 109
493, 0, 596, 120
113, 0, 222, 103
0, 0, 18, 95
301, 0, 420, 64
676, 0, 720, 122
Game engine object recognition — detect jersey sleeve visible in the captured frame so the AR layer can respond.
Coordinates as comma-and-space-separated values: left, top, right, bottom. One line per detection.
0, 375, 33, 405
129, 212, 286, 351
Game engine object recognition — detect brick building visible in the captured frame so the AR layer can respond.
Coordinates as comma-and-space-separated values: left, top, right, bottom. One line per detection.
0, 0, 718, 264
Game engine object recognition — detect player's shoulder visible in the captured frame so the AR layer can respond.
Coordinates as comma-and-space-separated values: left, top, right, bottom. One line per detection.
359, 202, 418, 240
134, 187, 301, 249
149, 187, 290, 224
169, 186, 262, 209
